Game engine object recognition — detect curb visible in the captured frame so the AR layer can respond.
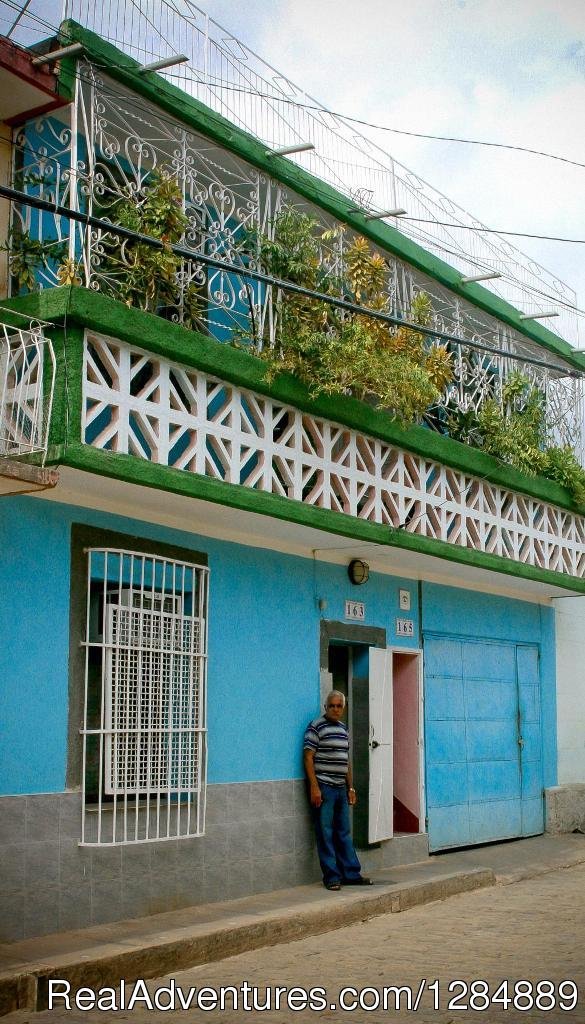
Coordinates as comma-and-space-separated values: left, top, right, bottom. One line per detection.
0, 868, 493, 1015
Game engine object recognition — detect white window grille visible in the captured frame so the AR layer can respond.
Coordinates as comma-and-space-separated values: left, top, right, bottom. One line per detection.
81, 548, 208, 845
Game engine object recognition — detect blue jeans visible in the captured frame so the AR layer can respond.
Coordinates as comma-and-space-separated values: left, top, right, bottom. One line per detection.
312, 782, 362, 885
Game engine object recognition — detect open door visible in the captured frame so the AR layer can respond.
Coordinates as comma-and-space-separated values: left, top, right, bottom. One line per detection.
368, 647, 393, 843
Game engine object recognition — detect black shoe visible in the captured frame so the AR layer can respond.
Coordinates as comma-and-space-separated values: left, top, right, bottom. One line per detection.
342, 876, 374, 886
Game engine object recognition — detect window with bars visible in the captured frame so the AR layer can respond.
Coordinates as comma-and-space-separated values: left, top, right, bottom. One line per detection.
80, 548, 208, 846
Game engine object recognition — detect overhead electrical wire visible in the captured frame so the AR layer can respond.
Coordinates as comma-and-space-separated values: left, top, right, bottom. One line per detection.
161, 77, 585, 174
3, 124, 585, 332
1, 1, 584, 325
0, 181, 580, 377
4, 2, 585, 174
399, 218, 585, 245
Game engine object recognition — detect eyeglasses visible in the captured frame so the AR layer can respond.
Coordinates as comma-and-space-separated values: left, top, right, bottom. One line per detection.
327, 703, 344, 709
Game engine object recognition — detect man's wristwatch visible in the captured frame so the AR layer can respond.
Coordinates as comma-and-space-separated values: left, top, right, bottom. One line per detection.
348, 786, 355, 793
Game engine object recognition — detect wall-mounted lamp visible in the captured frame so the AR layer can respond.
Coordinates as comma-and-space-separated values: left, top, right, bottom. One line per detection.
265, 142, 315, 157
31, 42, 85, 66
347, 559, 369, 585
519, 311, 560, 321
138, 54, 189, 74
461, 271, 502, 284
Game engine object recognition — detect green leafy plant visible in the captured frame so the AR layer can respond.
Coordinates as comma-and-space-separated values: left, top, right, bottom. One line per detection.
244, 207, 453, 426
476, 372, 548, 476
447, 371, 585, 509
1, 228, 66, 292
57, 258, 82, 286
543, 445, 585, 509
98, 171, 200, 314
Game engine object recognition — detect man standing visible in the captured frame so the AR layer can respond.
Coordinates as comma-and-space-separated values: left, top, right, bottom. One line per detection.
304, 690, 373, 891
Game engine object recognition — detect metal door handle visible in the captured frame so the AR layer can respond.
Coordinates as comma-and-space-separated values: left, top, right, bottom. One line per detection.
369, 740, 392, 748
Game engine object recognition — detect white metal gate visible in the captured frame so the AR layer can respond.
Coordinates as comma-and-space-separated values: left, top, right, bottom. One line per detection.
81, 548, 208, 845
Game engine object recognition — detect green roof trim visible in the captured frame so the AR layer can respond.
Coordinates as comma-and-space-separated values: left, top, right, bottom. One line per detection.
58, 18, 585, 373
59, 441, 585, 595
5, 286, 584, 516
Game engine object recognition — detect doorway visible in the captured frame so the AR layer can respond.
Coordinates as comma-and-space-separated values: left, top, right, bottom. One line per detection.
327, 642, 370, 846
392, 651, 422, 833
321, 623, 423, 847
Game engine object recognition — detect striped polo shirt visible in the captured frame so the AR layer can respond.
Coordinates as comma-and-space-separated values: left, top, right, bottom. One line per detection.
304, 714, 349, 787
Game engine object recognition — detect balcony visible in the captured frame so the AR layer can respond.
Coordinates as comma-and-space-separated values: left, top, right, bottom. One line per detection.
2, 23, 585, 592
59, 0, 581, 345
82, 322, 585, 582
6, 44, 585, 438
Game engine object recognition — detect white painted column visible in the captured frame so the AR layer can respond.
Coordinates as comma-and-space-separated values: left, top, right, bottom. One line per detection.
553, 596, 585, 784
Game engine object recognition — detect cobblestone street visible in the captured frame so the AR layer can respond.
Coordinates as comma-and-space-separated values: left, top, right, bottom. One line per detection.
8, 861, 585, 1024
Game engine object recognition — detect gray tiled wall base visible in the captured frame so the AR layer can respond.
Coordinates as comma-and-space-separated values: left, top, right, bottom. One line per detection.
0, 781, 320, 942
0, 786, 430, 942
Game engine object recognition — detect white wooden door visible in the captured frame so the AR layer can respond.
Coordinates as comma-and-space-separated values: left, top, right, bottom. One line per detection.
368, 647, 393, 843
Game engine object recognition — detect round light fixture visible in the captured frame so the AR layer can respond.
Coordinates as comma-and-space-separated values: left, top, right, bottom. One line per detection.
347, 559, 369, 585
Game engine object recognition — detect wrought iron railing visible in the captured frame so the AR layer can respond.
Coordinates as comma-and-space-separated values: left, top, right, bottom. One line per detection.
0, 316, 56, 463
8, 60, 583, 463
59, 0, 581, 347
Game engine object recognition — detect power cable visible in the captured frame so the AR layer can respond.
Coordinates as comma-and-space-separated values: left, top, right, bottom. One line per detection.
5, 3, 585, 174
1, 5, 583, 321
160, 77, 585, 174
0, 180, 580, 376
4, 123, 585, 335
400, 217, 585, 245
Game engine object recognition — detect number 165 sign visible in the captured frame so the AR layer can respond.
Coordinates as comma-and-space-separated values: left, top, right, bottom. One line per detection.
396, 617, 414, 637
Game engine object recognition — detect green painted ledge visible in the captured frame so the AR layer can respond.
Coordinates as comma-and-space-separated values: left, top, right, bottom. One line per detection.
5, 286, 584, 516
55, 18, 585, 374
60, 442, 585, 595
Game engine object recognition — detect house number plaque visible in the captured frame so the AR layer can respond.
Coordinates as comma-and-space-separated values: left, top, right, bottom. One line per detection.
345, 600, 365, 621
396, 617, 414, 637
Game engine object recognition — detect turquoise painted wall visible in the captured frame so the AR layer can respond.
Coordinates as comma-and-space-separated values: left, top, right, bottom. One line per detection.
0, 498, 557, 797
0, 496, 418, 795
0, 501, 71, 793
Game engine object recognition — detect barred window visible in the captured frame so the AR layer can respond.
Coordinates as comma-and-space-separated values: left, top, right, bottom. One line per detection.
81, 548, 208, 846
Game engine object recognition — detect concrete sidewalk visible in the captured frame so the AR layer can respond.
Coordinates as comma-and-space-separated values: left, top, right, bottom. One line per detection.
2, 834, 585, 1016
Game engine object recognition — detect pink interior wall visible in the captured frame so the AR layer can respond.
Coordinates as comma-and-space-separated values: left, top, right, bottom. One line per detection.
393, 653, 420, 821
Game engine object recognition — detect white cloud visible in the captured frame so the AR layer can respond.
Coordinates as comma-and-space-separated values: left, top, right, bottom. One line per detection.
18, 0, 585, 340
204, 0, 585, 338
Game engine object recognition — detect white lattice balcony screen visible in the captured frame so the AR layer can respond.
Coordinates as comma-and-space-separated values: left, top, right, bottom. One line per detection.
82, 331, 585, 581
81, 547, 208, 846
0, 320, 55, 462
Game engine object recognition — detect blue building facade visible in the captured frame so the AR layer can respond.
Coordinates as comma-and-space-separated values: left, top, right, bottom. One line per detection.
0, 489, 558, 939
0, 18, 582, 943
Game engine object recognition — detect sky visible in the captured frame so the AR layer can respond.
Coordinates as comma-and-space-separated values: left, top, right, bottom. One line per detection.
3, 0, 585, 343
200, 0, 585, 343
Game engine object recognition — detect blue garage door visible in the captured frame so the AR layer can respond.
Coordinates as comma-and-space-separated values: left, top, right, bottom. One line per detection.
424, 637, 543, 851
